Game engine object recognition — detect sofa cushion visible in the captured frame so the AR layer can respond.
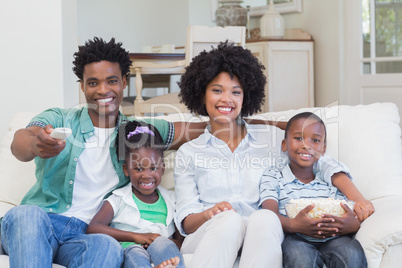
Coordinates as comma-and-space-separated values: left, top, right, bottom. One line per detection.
0, 103, 401, 268
0, 112, 36, 210
157, 102, 402, 201
354, 195, 402, 267
3, 103, 400, 207
251, 102, 402, 201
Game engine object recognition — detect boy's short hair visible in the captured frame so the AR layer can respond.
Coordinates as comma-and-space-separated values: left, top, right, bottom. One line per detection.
285, 112, 327, 144
178, 41, 266, 117
72, 37, 132, 80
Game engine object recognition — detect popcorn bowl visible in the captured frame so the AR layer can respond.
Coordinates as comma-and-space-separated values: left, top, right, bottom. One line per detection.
284, 198, 355, 219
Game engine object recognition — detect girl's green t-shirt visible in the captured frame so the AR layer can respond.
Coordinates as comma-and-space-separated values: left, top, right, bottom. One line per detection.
120, 190, 168, 249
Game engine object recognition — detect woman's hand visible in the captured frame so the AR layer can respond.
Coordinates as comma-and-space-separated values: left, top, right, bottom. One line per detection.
203, 201, 234, 220
182, 201, 235, 235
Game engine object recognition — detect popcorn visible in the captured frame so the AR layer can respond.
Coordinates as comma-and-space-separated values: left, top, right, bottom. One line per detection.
284, 198, 355, 219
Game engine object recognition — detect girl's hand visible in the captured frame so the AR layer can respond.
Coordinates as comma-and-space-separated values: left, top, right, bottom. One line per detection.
321, 203, 361, 235
203, 201, 234, 220
292, 204, 338, 239
352, 198, 374, 222
132, 233, 160, 248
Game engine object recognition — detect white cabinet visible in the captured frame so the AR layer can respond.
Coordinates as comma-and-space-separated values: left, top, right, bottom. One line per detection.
246, 40, 314, 113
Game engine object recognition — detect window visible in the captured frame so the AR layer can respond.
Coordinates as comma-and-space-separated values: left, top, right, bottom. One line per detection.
362, 0, 402, 74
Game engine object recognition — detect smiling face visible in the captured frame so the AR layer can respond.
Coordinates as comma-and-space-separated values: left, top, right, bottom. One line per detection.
80, 61, 126, 127
123, 147, 164, 202
282, 117, 326, 172
204, 72, 243, 125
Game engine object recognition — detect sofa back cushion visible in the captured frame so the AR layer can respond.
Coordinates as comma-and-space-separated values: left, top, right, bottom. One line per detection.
158, 102, 402, 201
251, 102, 402, 200
0, 112, 37, 207
0, 102, 401, 208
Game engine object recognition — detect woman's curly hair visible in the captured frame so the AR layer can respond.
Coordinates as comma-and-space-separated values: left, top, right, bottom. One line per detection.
178, 41, 266, 117
72, 37, 132, 80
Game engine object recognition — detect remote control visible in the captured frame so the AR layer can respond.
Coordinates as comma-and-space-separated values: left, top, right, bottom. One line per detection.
49, 128, 72, 140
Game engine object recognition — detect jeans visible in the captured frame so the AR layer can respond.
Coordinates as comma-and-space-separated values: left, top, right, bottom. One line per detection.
282, 233, 367, 268
123, 236, 184, 268
1, 205, 123, 268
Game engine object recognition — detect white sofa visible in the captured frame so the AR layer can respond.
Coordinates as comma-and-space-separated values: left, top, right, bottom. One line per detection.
1, 102, 402, 268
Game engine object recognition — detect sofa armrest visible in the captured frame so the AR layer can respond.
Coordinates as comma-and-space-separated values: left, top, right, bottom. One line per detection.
355, 195, 402, 268
0, 202, 15, 219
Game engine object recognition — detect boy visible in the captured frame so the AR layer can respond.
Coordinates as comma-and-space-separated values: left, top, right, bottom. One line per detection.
260, 112, 368, 268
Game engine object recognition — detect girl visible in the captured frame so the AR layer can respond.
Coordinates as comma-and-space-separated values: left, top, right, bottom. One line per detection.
87, 121, 184, 268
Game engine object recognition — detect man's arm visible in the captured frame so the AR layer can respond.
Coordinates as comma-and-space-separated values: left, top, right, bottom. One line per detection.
169, 121, 207, 150
245, 118, 287, 130
11, 125, 66, 162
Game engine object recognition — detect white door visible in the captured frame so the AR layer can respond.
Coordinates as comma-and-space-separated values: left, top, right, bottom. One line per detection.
342, 0, 402, 127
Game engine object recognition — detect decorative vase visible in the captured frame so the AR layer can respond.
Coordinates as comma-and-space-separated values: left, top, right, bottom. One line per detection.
260, 0, 285, 38
215, 0, 247, 27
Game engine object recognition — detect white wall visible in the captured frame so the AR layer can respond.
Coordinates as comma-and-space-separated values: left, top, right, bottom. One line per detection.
188, 0, 216, 26
0, 0, 216, 141
1, 0, 345, 140
246, 1, 342, 107
212, 0, 343, 108
76, 0, 214, 97
62, 0, 80, 110
77, 0, 190, 51
282, 0, 342, 107
0, 0, 78, 141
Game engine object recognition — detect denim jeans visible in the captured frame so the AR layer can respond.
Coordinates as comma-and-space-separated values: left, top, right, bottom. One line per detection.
1, 205, 123, 268
123, 236, 184, 268
282, 233, 367, 268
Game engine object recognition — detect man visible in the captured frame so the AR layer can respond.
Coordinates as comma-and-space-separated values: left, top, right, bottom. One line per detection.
1, 37, 204, 267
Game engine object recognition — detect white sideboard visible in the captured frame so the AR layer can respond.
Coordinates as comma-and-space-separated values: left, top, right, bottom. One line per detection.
246, 40, 314, 113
